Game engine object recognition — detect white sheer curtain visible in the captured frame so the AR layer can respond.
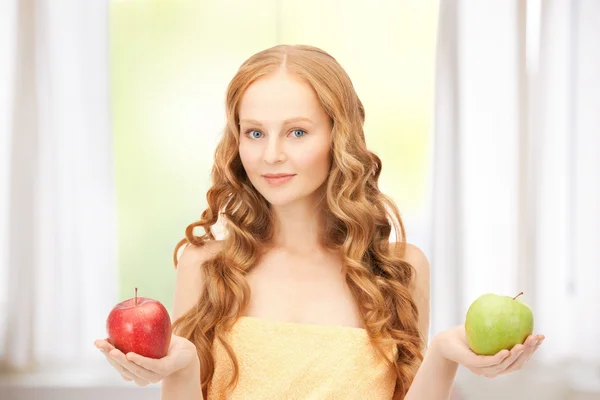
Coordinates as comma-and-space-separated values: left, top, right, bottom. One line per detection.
0, 0, 117, 372
432, 0, 600, 371
531, 0, 600, 367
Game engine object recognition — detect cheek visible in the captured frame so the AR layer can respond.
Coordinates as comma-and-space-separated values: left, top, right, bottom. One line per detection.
296, 146, 331, 173
238, 145, 256, 170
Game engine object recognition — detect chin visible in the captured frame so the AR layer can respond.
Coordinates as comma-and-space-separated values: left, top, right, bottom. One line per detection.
263, 195, 300, 207
258, 189, 306, 207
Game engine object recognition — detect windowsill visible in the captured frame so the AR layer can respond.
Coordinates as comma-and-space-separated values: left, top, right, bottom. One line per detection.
0, 359, 160, 388
2, 358, 599, 396
566, 361, 600, 393
455, 358, 600, 397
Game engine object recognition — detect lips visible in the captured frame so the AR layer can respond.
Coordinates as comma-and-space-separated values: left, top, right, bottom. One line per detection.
262, 173, 295, 178
262, 174, 296, 185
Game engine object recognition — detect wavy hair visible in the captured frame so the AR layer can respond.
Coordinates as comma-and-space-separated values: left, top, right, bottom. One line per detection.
171, 44, 424, 398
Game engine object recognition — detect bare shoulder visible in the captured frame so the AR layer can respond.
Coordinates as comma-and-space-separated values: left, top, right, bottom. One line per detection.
389, 242, 430, 282
172, 240, 224, 321
403, 243, 430, 283
176, 239, 224, 268
389, 242, 431, 345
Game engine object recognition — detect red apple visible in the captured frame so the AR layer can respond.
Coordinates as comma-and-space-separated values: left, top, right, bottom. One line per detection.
106, 288, 172, 359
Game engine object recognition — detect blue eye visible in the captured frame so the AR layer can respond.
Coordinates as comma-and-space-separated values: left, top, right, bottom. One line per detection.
244, 128, 307, 139
246, 129, 263, 139
291, 129, 306, 138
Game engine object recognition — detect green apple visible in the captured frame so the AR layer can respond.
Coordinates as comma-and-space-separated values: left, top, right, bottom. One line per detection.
465, 292, 534, 356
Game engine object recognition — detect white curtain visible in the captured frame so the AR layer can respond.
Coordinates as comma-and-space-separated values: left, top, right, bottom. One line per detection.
432, 0, 600, 369
0, 0, 117, 371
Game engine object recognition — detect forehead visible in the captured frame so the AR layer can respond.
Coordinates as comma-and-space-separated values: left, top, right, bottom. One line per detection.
238, 72, 323, 122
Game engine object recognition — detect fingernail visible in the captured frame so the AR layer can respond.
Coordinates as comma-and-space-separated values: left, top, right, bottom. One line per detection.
530, 340, 539, 347
99, 348, 106, 353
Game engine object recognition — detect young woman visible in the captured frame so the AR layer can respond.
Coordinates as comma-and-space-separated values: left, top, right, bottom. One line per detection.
95, 44, 544, 399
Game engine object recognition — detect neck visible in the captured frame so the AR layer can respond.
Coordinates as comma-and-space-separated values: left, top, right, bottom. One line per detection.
270, 200, 326, 254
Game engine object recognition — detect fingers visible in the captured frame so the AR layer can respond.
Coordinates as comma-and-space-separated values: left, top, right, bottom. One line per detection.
95, 340, 134, 382
94, 339, 161, 386
94, 339, 115, 353
469, 334, 545, 378
109, 349, 163, 386
469, 348, 511, 368
484, 343, 527, 375
126, 352, 172, 377
502, 335, 545, 374
103, 351, 135, 382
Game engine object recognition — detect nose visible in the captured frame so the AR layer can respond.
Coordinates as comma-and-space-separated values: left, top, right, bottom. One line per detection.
263, 136, 286, 164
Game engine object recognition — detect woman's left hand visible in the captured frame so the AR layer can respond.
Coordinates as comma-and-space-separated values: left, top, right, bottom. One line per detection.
434, 325, 545, 379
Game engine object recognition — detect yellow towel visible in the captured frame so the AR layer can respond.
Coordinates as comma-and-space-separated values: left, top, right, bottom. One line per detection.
208, 316, 397, 400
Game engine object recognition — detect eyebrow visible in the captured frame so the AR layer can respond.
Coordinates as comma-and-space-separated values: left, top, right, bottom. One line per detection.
239, 117, 315, 126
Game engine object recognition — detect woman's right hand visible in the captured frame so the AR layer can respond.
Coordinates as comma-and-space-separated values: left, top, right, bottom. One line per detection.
433, 325, 544, 379
94, 334, 199, 386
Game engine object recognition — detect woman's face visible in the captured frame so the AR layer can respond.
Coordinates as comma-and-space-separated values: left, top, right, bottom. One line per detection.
238, 71, 333, 207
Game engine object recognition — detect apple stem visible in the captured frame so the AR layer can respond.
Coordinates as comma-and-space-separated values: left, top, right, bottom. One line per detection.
135, 287, 138, 306
512, 291, 524, 300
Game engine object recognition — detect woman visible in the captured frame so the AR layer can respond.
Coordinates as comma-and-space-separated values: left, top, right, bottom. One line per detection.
95, 44, 544, 399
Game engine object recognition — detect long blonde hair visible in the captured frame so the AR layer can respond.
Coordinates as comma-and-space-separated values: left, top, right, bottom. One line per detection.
172, 44, 423, 398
